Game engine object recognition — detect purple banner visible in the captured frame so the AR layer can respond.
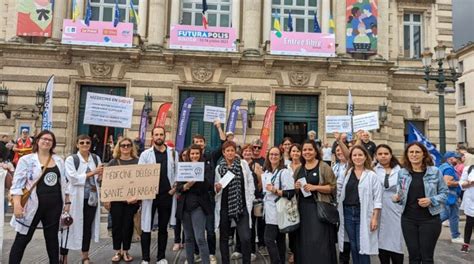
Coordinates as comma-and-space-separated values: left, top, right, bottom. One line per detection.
225, 99, 243, 133
175, 97, 195, 152
138, 105, 148, 145
240, 109, 248, 144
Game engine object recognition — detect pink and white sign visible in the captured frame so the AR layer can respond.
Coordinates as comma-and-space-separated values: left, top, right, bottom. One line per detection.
169, 25, 237, 52
61, 19, 133, 48
270, 32, 336, 57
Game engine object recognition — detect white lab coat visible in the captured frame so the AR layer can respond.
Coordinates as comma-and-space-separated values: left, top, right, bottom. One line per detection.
10, 153, 67, 235
60, 152, 101, 250
374, 164, 404, 254
139, 147, 178, 232
460, 166, 474, 217
263, 168, 294, 225
337, 168, 382, 255
0, 168, 5, 253
214, 160, 255, 230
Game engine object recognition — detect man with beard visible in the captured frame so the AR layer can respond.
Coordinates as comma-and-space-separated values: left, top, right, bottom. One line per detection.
139, 127, 179, 264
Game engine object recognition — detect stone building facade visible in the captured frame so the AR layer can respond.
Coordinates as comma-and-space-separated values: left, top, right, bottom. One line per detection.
0, 0, 457, 156
455, 42, 474, 147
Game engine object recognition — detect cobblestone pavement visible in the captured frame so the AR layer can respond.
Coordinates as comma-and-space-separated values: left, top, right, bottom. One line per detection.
1, 213, 473, 263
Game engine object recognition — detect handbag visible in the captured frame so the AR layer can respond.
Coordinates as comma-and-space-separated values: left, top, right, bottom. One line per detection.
275, 171, 300, 233
11, 155, 52, 207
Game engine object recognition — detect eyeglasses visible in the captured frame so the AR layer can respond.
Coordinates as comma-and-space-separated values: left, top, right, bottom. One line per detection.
40, 137, 53, 142
120, 144, 132, 148
253, 146, 261, 150
79, 141, 91, 145
269, 153, 280, 156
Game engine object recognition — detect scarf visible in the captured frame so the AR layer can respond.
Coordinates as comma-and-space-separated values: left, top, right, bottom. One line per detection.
218, 157, 244, 223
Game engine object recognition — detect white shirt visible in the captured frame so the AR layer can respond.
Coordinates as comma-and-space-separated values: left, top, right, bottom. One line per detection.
322, 147, 332, 161
460, 166, 474, 217
262, 168, 294, 225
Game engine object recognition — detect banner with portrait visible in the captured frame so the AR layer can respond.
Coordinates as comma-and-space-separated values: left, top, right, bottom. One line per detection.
346, 0, 378, 54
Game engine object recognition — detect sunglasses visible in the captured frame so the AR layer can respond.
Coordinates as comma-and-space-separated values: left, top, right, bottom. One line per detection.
120, 144, 132, 148
253, 146, 261, 150
79, 141, 91, 145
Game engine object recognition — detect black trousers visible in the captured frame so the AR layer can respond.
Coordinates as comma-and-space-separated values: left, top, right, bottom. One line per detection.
264, 224, 286, 264
141, 193, 172, 262
339, 242, 351, 264
9, 197, 62, 264
219, 210, 251, 264
379, 249, 404, 264
464, 215, 474, 244
60, 200, 97, 255
235, 212, 263, 254
111, 202, 138, 250
401, 216, 441, 264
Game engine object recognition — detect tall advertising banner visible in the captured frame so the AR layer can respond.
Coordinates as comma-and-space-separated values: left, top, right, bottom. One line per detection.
41, 75, 54, 131
154, 102, 172, 128
175, 97, 195, 152
225, 99, 243, 133
240, 109, 248, 144
138, 105, 148, 145
259, 105, 278, 157
169, 25, 238, 52
17, 0, 54, 37
346, 0, 378, 54
270, 32, 336, 57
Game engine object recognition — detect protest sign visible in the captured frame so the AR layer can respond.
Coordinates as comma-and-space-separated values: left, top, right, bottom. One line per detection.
177, 162, 205, 182
84, 92, 134, 128
353, 112, 380, 131
325, 116, 352, 133
203, 105, 226, 123
101, 164, 160, 202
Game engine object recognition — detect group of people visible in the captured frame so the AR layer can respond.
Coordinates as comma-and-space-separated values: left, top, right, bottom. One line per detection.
3, 123, 474, 264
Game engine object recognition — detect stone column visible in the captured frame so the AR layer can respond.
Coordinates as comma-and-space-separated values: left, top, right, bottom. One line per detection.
169, 0, 180, 27
6, 0, 18, 41
262, 0, 271, 42
138, 0, 149, 38
232, 0, 241, 38
377, 0, 389, 59
321, 0, 330, 34
50, 0, 67, 41
147, 0, 166, 47
242, 0, 261, 55
335, 0, 346, 56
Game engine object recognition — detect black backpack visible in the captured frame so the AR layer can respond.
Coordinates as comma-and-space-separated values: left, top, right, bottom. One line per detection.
72, 153, 99, 170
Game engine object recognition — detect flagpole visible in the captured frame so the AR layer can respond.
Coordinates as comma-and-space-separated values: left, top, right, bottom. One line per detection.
102, 89, 114, 161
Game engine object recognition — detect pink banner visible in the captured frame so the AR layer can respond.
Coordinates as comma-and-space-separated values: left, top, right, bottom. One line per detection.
61, 19, 133, 48
270, 32, 336, 57
169, 25, 237, 52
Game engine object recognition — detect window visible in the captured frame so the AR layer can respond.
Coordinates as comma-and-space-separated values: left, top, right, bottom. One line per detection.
271, 0, 319, 32
181, 0, 231, 27
460, 120, 468, 145
403, 13, 423, 59
459, 61, 464, 73
404, 120, 425, 144
90, 0, 139, 26
458, 82, 466, 107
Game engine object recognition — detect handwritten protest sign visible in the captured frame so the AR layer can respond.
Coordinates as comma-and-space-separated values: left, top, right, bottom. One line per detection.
203, 105, 226, 123
325, 116, 352, 133
177, 162, 205, 182
101, 164, 160, 202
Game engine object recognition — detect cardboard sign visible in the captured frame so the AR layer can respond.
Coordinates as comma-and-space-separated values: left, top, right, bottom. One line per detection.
100, 164, 160, 202
203, 105, 226, 123
353, 112, 380, 131
84, 92, 134, 128
325, 116, 352, 133
176, 162, 205, 182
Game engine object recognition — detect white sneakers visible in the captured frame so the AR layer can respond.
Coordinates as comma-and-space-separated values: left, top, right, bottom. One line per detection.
210, 255, 217, 264
452, 237, 465, 244
230, 252, 242, 260
157, 259, 168, 264
251, 253, 257, 262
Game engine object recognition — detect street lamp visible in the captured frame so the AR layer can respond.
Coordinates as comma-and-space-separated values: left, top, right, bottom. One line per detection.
247, 96, 256, 129
0, 84, 11, 119
421, 44, 460, 155
144, 91, 153, 125
36, 86, 46, 115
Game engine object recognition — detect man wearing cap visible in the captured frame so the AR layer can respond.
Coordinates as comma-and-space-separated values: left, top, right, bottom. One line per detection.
12, 129, 33, 166
439, 151, 464, 244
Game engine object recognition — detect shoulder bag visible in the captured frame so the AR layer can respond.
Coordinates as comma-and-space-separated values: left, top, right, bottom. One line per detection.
309, 165, 340, 228
275, 170, 300, 233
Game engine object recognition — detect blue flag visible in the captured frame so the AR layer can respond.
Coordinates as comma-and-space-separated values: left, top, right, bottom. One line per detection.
202, 0, 208, 13
175, 97, 195, 152
313, 12, 321, 33
41, 75, 54, 131
85, 0, 92, 26
288, 11, 293, 32
226, 99, 243, 133
408, 122, 442, 166
138, 105, 148, 145
113, 0, 120, 27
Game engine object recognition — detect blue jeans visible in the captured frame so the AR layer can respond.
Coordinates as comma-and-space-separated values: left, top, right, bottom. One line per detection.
343, 206, 371, 264
440, 203, 461, 239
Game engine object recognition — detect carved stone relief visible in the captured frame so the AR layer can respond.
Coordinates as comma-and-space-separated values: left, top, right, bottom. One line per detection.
289, 71, 310, 86
91, 63, 113, 78
191, 67, 214, 83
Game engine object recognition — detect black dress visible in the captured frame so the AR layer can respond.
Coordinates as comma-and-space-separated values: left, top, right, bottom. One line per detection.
295, 164, 337, 264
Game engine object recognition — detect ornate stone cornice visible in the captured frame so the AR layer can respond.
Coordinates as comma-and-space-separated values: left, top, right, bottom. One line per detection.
289, 71, 310, 87
91, 63, 113, 78
191, 67, 213, 83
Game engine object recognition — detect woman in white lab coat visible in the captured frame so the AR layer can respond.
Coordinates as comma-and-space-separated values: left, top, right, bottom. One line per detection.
337, 145, 382, 264
60, 134, 103, 264
373, 144, 403, 264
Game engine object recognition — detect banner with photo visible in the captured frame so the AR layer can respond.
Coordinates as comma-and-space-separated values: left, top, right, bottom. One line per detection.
346, 0, 378, 54
17, 0, 54, 37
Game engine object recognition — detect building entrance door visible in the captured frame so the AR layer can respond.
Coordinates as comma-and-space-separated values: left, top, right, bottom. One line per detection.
77, 86, 125, 159
275, 94, 318, 145
179, 90, 225, 150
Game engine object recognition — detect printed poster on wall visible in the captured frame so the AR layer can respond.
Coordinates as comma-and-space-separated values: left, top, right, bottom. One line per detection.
270, 32, 336, 57
169, 25, 238, 52
17, 0, 54, 37
346, 0, 378, 54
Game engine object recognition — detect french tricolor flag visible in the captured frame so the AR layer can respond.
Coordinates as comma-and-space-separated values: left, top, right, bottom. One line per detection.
202, 0, 208, 29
